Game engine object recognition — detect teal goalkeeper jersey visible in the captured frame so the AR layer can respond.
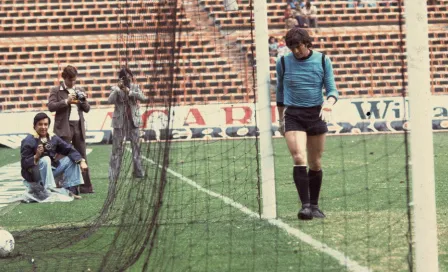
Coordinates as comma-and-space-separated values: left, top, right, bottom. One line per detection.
276, 50, 339, 107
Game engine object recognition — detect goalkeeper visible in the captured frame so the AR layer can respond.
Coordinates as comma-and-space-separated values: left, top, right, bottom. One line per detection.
276, 28, 339, 220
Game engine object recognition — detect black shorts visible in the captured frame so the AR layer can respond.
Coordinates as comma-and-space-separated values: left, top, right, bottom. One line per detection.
284, 105, 328, 136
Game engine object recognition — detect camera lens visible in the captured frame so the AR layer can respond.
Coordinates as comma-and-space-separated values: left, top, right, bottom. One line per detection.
76, 90, 86, 102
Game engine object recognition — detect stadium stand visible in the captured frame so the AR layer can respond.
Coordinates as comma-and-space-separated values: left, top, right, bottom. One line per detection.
0, 34, 249, 110
201, 0, 447, 29
0, 0, 191, 34
237, 26, 448, 96
0, 0, 446, 111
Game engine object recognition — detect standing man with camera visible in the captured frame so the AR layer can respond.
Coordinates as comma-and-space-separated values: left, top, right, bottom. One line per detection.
108, 67, 147, 182
48, 65, 94, 194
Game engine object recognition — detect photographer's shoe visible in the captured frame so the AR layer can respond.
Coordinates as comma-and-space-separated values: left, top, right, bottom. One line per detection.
80, 185, 94, 194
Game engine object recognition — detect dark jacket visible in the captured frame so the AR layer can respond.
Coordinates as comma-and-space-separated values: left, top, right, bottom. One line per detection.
20, 132, 82, 182
47, 84, 90, 139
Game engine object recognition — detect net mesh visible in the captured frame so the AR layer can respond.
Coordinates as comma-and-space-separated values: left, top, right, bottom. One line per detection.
0, 0, 447, 271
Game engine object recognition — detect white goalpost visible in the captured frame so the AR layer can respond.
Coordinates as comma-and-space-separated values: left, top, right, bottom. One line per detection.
254, 0, 440, 269
404, 0, 439, 271
253, 0, 277, 219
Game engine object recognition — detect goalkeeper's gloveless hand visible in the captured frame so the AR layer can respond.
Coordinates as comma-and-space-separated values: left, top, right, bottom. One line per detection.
319, 100, 334, 123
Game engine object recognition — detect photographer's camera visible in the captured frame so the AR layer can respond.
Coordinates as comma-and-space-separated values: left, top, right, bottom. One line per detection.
75, 90, 87, 102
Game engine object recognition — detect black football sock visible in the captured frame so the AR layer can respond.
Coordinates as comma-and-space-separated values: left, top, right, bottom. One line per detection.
309, 169, 323, 206
293, 165, 310, 206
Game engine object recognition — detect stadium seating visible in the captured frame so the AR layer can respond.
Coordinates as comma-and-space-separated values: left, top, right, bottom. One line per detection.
0, 33, 250, 110
0, 0, 446, 111
236, 26, 447, 97
200, 0, 447, 29
0, 0, 192, 34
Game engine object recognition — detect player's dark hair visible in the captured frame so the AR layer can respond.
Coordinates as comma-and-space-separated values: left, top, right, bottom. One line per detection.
285, 28, 313, 49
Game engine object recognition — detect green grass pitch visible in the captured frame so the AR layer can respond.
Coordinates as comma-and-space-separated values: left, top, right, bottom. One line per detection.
0, 133, 447, 271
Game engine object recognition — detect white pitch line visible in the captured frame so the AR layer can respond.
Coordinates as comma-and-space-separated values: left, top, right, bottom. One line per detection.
137, 149, 371, 272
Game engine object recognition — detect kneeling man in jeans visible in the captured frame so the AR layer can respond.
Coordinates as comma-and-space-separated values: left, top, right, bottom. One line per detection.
20, 112, 88, 200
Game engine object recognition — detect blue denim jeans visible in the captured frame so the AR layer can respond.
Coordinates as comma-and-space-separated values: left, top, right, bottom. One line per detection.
32, 156, 84, 189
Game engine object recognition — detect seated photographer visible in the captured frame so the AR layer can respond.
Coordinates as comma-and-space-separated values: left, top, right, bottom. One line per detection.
20, 113, 88, 200
48, 65, 94, 194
